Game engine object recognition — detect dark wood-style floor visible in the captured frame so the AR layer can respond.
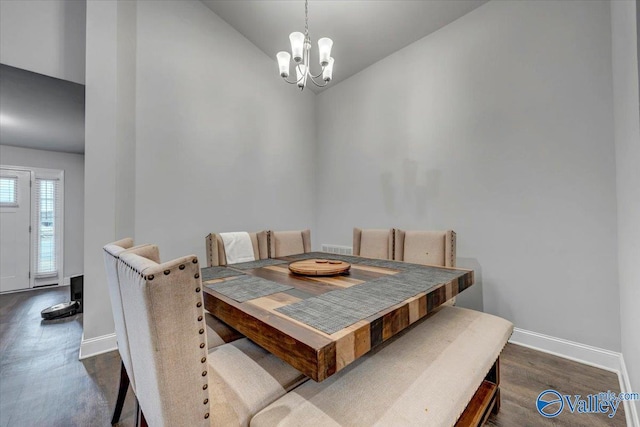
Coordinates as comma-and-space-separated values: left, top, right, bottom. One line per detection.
0, 287, 626, 426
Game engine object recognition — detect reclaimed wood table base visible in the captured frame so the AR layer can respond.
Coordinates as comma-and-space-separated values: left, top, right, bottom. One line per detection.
204, 253, 474, 382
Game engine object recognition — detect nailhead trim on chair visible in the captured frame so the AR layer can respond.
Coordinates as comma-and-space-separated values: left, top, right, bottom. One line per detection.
207, 234, 215, 267
191, 256, 210, 422
451, 231, 457, 267
266, 231, 272, 258
120, 254, 212, 423
391, 229, 396, 260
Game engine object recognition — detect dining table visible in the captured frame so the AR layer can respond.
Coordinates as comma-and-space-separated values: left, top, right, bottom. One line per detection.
202, 252, 474, 382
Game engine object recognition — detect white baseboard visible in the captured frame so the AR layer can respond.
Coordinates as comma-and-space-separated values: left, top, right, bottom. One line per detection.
79, 332, 117, 360
619, 354, 640, 427
510, 327, 621, 372
510, 327, 638, 427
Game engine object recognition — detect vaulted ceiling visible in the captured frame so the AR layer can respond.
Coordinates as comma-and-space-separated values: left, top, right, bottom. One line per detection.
202, 0, 488, 93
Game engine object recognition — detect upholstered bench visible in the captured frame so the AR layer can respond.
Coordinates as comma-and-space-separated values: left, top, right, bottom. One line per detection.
250, 306, 513, 427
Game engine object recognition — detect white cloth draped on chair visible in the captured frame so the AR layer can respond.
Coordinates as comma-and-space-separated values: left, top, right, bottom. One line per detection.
220, 232, 256, 264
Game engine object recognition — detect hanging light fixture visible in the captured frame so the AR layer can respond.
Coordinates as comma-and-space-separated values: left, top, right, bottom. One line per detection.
276, 0, 334, 90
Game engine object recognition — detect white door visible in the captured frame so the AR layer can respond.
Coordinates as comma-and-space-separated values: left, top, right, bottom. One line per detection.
0, 169, 32, 292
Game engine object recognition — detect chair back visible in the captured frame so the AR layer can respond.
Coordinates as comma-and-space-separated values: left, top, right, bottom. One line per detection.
118, 249, 210, 427
394, 230, 456, 267
205, 231, 268, 267
353, 228, 395, 260
103, 238, 136, 390
269, 229, 311, 257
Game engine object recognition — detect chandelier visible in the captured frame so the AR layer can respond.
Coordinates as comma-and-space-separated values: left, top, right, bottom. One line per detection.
276, 0, 334, 90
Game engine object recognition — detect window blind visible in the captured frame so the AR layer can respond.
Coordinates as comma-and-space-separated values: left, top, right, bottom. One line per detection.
0, 177, 18, 206
35, 178, 60, 277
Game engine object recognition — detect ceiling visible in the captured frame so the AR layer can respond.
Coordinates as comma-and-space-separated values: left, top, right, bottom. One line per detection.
202, 0, 488, 93
0, 64, 85, 154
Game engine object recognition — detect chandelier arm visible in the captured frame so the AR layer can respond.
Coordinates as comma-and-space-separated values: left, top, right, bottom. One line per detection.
282, 76, 302, 85
310, 66, 326, 79
308, 74, 329, 88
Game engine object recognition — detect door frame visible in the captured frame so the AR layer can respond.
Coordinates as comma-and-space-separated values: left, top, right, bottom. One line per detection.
1, 165, 65, 290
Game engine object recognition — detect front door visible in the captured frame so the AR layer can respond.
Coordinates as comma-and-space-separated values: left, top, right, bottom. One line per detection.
0, 169, 32, 292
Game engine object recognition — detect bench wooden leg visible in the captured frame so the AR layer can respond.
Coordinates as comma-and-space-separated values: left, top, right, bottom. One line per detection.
486, 358, 501, 415
111, 361, 130, 425
455, 356, 502, 426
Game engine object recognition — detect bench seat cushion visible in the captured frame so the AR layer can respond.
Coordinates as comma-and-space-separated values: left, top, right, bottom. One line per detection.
207, 338, 308, 427
250, 306, 512, 427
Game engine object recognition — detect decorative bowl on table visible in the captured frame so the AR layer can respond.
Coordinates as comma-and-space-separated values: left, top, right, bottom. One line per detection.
288, 259, 351, 276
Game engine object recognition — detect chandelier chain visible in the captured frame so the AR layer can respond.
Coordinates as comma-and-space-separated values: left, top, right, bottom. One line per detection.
305, 0, 309, 37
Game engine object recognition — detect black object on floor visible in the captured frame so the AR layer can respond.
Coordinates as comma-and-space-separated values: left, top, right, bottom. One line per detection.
41, 300, 79, 320
70, 274, 84, 313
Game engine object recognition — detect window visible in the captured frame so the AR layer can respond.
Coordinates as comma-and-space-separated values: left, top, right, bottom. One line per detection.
35, 178, 60, 277
0, 177, 18, 206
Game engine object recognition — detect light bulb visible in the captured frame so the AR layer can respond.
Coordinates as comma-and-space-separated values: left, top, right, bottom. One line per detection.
289, 32, 305, 63
323, 58, 334, 82
276, 51, 291, 77
317, 38, 333, 66
296, 64, 307, 88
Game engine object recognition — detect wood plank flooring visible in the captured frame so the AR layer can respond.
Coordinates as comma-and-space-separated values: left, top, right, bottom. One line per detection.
0, 287, 626, 426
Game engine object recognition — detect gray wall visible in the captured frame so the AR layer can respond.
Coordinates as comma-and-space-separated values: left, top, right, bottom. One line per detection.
0, 0, 86, 84
82, 0, 316, 342
0, 145, 84, 279
612, 0, 640, 414
133, 0, 316, 261
315, 0, 621, 351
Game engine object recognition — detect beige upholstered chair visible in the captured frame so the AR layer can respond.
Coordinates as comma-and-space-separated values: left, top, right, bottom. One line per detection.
394, 229, 456, 267
205, 231, 269, 267
104, 240, 244, 425
117, 249, 307, 426
103, 238, 138, 425
352, 228, 395, 260
268, 229, 311, 258
395, 229, 457, 305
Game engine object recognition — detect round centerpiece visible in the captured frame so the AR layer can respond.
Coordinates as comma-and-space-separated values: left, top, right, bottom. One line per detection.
288, 259, 351, 276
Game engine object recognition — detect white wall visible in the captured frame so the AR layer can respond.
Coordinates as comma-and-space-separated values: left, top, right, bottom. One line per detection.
133, 0, 316, 261
0, 145, 84, 279
81, 0, 315, 347
315, 0, 620, 351
0, 0, 86, 84
83, 0, 136, 343
611, 0, 640, 415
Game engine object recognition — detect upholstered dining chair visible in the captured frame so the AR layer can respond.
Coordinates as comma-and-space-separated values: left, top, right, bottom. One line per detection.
268, 229, 312, 258
104, 241, 244, 424
352, 228, 395, 260
205, 231, 269, 267
394, 229, 457, 305
103, 238, 138, 425
117, 249, 307, 426
394, 229, 456, 267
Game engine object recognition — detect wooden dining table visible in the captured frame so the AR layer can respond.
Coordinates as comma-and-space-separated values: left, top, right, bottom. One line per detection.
202, 252, 474, 382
